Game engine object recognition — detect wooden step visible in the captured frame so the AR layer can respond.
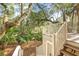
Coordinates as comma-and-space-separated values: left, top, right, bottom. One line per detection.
64, 44, 79, 51
66, 40, 79, 48
60, 49, 75, 56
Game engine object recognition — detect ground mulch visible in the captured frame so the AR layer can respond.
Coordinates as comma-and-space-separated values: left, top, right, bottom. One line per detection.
21, 40, 42, 56
1, 40, 42, 56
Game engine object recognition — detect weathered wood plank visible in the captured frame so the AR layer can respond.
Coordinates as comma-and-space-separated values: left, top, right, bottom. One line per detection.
60, 49, 75, 56
64, 44, 79, 51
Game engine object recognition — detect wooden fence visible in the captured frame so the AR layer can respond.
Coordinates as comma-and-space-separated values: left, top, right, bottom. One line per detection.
12, 22, 67, 56
36, 22, 67, 56
54, 22, 67, 55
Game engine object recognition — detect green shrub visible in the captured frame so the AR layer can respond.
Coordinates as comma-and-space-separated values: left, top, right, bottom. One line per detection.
33, 32, 42, 41
1, 26, 19, 45
0, 25, 42, 45
16, 34, 27, 44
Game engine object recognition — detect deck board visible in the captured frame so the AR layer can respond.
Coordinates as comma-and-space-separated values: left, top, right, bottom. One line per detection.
67, 33, 79, 43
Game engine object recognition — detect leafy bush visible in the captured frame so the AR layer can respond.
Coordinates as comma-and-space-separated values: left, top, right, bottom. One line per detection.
16, 34, 28, 44
33, 32, 42, 41
1, 26, 19, 45
16, 30, 42, 44
0, 25, 42, 45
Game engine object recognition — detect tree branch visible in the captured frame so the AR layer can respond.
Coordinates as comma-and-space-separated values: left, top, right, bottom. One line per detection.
0, 3, 32, 40
37, 3, 48, 20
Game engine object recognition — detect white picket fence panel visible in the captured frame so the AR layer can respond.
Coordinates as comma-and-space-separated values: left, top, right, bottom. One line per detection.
12, 45, 23, 56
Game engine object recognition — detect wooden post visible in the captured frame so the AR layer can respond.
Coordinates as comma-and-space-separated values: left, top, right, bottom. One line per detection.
77, 10, 79, 33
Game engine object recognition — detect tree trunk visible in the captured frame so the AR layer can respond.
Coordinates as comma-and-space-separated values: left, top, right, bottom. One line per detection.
21, 3, 23, 16
71, 10, 74, 32
0, 3, 32, 40
62, 10, 66, 22
77, 10, 79, 33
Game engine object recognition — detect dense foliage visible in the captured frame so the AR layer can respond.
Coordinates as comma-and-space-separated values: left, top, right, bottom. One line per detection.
0, 3, 78, 45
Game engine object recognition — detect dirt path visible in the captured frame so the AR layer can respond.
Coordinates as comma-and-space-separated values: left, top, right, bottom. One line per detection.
4, 40, 42, 56
21, 40, 42, 56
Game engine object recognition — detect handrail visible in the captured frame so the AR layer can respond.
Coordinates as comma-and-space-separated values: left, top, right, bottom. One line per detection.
12, 45, 23, 56
54, 22, 67, 55
43, 33, 55, 37
56, 22, 67, 34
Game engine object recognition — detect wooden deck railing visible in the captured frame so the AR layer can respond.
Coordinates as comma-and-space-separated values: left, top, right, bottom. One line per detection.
36, 22, 67, 56
54, 22, 67, 55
